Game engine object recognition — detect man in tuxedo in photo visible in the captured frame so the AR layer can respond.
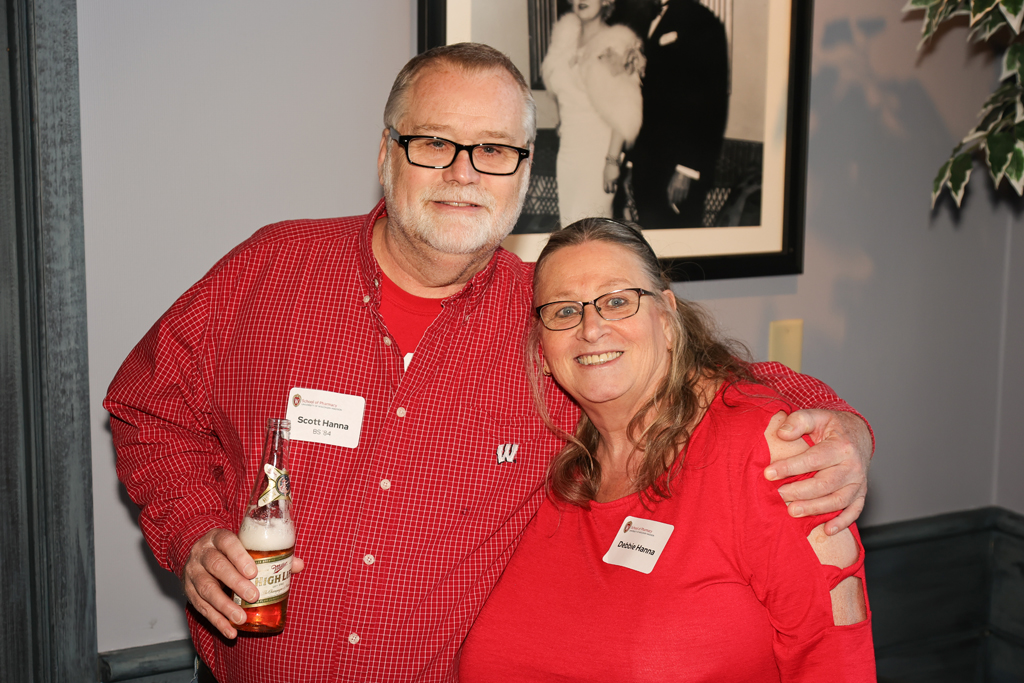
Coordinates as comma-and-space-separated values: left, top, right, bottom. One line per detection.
627, 0, 729, 228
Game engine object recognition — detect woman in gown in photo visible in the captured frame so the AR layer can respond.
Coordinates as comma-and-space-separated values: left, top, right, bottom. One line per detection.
542, 0, 644, 227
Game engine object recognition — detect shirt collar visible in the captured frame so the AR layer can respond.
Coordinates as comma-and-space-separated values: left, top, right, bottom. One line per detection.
357, 198, 388, 299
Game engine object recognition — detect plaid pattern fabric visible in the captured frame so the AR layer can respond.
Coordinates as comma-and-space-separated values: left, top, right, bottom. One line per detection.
106, 199, 865, 682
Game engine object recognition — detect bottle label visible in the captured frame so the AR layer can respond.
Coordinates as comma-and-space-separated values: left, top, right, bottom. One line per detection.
258, 463, 291, 507
233, 550, 293, 607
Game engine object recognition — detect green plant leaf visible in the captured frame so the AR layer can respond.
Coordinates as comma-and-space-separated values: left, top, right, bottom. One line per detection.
997, 101, 1018, 129
972, 0, 1000, 24
992, 80, 1018, 101
932, 157, 954, 207
1004, 140, 1024, 194
980, 81, 1019, 108
987, 130, 1015, 184
923, 2, 967, 41
921, 2, 1024, 204
1003, 44, 1024, 81
971, 82, 1021, 132
918, 1, 971, 45
1001, 0, 1024, 33
963, 131, 988, 149
974, 105, 1005, 134
948, 152, 975, 206
971, 95, 1015, 135
920, 4, 942, 42
970, 9, 1011, 40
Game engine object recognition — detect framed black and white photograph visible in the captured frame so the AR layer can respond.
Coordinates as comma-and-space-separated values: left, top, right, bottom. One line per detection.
419, 0, 811, 280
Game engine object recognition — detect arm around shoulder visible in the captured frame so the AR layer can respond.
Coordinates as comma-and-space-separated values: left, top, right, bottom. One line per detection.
762, 412, 875, 681
765, 412, 867, 627
752, 363, 873, 533
750, 361, 874, 449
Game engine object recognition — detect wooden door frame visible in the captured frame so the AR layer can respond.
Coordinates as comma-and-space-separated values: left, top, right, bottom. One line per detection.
1, 0, 97, 680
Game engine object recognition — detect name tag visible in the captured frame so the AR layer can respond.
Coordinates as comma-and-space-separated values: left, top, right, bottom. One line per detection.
602, 516, 674, 574
285, 387, 365, 449
659, 30, 678, 46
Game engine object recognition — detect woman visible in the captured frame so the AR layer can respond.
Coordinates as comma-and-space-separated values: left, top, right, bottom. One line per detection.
459, 219, 875, 681
542, 0, 643, 227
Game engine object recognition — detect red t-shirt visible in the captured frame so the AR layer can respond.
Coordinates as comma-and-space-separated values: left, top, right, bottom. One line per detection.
459, 384, 875, 682
378, 271, 444, 369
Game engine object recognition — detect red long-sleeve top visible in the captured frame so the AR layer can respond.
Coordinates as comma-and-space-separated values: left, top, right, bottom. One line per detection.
460, 385, 875, 681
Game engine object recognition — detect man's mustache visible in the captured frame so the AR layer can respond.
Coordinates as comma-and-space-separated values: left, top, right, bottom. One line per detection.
422, 188, 494, 209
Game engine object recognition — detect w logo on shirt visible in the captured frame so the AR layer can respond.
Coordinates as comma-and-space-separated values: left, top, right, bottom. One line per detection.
495, 443, 519, 464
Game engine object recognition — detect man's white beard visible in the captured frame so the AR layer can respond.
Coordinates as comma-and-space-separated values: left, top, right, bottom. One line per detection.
382, 150, 529, 256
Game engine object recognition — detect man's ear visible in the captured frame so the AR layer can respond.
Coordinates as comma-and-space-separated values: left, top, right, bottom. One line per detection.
377, 128, 390, 185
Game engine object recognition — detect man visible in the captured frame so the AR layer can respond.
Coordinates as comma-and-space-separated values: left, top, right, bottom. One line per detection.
627, 0, 730, 228
106, 44, 870, 683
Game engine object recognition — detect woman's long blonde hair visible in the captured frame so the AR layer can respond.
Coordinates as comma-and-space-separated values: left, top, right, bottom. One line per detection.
527, 218, 756, 506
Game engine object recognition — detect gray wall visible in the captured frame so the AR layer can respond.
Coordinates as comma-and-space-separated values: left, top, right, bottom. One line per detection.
682, 3, 1024, 528
79, 0, 1024, 653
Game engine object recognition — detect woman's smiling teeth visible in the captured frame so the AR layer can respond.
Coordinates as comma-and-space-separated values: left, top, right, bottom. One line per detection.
575, 351, 623, 366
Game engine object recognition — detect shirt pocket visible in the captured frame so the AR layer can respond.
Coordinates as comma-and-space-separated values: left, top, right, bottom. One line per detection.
446, 408, 555, 526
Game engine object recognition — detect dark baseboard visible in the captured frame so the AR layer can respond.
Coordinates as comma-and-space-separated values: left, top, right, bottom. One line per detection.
863, 505, 1024, 682
98, 639, 195, 682
96, 506, 1024, 682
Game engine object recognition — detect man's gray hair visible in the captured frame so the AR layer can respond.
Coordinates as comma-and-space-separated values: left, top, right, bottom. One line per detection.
383, 43, 537, 145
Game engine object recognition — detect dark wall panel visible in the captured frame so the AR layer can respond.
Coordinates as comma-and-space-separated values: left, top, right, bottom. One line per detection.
991, 532, 1024, 644
866, 533, 991, 653
1, 0, 96, 681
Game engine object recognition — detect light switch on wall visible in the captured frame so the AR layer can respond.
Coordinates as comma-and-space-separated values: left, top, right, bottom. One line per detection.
768, 319, 803, 372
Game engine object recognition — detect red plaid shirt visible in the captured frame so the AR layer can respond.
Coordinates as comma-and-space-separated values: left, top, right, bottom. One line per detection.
106, 199, 864, 683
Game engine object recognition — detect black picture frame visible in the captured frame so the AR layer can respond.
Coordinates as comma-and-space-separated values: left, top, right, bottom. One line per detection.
419, 0, 811, 281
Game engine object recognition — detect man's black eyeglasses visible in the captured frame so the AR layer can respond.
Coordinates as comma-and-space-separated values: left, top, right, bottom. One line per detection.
535, 288, 657, 331
389, 127, 530, 176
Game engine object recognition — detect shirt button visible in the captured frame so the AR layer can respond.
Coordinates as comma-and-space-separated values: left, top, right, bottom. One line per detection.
362, 294, 370, 304
373, 278, 380, 287
396, 407, 407, 418
348, 633, 360, 645
380, 479, 391, 490
363, 554, 375, 565
383, 336, 392, 346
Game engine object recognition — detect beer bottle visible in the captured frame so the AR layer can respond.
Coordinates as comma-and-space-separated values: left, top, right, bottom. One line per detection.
234, 418, 296, 634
